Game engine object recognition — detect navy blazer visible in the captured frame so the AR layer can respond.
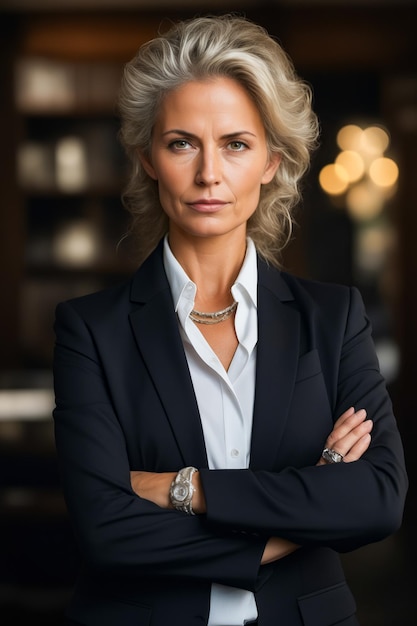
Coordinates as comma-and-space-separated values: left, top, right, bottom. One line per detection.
53, 242, 407, 626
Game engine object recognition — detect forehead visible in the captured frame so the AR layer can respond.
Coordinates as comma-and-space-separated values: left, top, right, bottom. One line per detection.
154, 76, 265, 130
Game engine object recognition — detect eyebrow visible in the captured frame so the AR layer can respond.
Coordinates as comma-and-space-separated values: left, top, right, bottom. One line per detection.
161, 129, 257, 139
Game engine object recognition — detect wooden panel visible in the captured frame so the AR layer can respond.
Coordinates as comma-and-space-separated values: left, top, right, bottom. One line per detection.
0, 15, 25, 369
276, 6, 417, 71
19, 13, 162, 60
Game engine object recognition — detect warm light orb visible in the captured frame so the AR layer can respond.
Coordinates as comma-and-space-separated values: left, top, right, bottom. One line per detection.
361, 126, 390, 156
335, 150, 365, 183
369, 157, 399, 188
346, 182, 384, 221
356, 225, 390, 273
319, 163, 349, 195
322, 122, 398, 213
336, 125, 363, 151
56, 136, 87, 192
53, 221, 98, 266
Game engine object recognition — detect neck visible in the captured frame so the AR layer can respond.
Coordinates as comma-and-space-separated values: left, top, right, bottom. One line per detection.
168, 231, 247, 304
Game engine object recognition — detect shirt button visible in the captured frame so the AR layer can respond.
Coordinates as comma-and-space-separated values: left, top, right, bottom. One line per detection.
231, 448, 240, 458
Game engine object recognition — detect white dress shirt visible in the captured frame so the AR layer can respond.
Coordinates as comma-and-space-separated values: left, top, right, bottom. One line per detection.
163, 236, 259, 626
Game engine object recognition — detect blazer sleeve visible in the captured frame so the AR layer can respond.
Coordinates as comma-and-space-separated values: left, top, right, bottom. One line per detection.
200, 287, 408, 552
53, 300, 266, 590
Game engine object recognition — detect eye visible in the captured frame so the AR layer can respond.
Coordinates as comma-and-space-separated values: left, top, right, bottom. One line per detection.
228, 140, 248, 152
169, 139, 192, 151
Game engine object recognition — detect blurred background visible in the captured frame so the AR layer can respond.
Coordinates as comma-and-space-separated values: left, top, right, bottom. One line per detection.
0, 0, 416, 624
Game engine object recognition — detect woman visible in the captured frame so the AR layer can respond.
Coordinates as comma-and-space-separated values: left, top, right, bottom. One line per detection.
53, 15, 407, 626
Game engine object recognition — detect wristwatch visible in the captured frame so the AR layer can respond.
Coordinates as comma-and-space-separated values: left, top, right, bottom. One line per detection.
169, 466, 198, 515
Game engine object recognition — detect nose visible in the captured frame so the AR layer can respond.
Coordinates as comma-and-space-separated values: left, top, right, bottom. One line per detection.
195, 147, 221, 186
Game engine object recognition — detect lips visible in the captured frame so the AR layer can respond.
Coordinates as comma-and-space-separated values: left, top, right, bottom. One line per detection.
187, 199, 228, 213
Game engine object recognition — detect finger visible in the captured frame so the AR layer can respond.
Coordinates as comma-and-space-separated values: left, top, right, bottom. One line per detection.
318, 424, 372, 466
332, 406, 355, 429
331, 420, 373, 454
326, 409, 368, 449
336, 407, 367, 431
331, 408, 367, 438
326, 418, 373, 460
343, 433, 372, 463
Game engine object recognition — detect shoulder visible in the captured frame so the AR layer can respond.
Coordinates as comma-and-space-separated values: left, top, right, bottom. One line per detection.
284, 271, 348, 295
281, 272, 369, 345
53, 280, 136, 347
56, 279, 132, 321
259, 258, 356, 307
282, 271, 355, 308
258, 260, 366, 328
56, 242, 167, 324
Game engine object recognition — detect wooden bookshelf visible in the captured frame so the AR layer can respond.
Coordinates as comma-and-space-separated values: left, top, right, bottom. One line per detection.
1, 13, 163, 371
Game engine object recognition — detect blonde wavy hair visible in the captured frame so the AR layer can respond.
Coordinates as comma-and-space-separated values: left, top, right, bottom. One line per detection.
118, 14, 319, 267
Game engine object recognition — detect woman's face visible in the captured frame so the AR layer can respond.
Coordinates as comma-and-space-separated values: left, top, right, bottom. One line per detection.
140, 76, 280, 244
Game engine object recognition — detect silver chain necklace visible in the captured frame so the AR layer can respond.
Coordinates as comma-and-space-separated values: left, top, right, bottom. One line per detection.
189, 301, 238, 325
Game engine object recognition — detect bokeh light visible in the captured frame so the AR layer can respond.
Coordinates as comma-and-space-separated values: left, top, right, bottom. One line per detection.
336, 124, 363, 151
335, 150, 365, 183
361, 126, 390, 156
369, 157, 399, 188
319, 163, 349, 195
53, 221, 99, 267
346, 182, 384, 221
320, 123, 398, 221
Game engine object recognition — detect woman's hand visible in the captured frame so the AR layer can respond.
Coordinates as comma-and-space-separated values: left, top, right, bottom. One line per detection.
261, 407, 373, 566
317, 406, 373, 466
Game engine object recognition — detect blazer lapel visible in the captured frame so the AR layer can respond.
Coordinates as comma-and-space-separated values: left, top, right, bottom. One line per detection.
250, 261, 300, 470
129, 245, 208, 468
128, 246, 300, 472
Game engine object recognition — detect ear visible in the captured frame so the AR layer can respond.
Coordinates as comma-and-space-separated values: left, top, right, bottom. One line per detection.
138, 150, 158, 181
261, 152, 281, 185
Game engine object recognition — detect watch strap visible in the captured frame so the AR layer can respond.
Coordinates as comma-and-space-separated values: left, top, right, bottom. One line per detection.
169, 466, 198, 515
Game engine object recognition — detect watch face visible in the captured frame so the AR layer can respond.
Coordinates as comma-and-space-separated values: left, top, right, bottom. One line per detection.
173, 483, 188, 502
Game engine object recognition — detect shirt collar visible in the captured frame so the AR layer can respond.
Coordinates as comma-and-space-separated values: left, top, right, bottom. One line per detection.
163, 235, 258, 312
